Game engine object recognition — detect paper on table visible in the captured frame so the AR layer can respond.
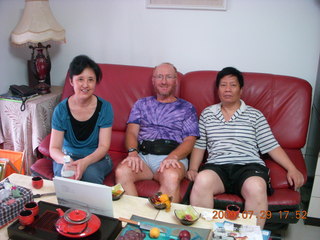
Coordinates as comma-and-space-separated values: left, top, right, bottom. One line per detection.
212, 221, 263, 240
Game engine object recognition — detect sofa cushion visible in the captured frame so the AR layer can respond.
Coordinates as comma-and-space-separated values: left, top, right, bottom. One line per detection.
214, 188, 301, 211
110, 131, 127, 154
30, 157, 54, 180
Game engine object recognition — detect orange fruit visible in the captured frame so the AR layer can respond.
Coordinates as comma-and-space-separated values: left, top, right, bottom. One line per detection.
159, 194, 169, 203
149, 227, 160, 238
164, 200, 171, 212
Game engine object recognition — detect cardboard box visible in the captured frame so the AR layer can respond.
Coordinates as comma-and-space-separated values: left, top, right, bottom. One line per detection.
0, 149, 25, 178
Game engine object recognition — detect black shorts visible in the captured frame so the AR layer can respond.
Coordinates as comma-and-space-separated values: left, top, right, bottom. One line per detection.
201, 163, 274, 196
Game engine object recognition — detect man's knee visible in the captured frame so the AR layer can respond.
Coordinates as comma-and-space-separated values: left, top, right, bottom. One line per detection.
115, 164, 130, 179
194, 171, 216, 188
241, 177, 267, 198
189, 174, 208, 197
193, 171, 224, 195
116, 164, 140, 185
159, 168, 182, 185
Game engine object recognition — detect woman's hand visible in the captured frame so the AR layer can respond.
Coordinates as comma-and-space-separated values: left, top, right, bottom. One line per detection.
72, 159, 89, 180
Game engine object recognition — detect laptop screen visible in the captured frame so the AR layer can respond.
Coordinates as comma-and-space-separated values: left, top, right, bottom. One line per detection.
53, 176, 113, 217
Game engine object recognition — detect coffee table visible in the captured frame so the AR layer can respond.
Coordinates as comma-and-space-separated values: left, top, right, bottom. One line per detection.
0, 173, 257, 239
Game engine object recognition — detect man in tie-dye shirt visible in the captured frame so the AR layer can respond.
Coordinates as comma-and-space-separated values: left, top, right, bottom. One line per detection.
115, 63, 199, 202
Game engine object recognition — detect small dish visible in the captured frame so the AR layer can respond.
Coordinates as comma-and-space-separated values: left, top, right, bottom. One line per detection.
148, 192, 172, 210
174, 206, 201, 225
112, 183, 125, 201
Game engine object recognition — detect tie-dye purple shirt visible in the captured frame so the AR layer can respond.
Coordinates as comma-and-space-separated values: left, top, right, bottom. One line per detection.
127, 96, 199, 143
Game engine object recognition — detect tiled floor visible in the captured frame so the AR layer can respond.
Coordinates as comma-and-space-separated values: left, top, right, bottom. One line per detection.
269, 178, 320, 240
280, 219, 320, 240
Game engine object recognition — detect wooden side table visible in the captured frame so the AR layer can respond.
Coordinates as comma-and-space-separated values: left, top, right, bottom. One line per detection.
0, 86, 63, 175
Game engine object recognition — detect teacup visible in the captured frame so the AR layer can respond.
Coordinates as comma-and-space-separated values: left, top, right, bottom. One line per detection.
25, 201, 39, 216
225, 204, 240, 220
19, 210, 34, 226
32, 176, 43, 189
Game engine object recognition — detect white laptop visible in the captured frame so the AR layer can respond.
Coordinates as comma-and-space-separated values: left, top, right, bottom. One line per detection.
53, 176, 114, 217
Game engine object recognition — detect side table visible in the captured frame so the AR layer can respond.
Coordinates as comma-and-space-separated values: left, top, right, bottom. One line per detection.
0, 86, 63, 175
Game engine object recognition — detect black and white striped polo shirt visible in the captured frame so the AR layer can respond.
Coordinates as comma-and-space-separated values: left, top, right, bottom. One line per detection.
195, 100, 279, 166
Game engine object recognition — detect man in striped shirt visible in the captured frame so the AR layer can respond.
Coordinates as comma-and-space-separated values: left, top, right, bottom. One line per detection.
187, 67, 304, 228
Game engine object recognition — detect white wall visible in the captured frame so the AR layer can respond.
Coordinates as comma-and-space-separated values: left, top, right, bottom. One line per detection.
1, 0, 320, 173
0, 0, 319, 90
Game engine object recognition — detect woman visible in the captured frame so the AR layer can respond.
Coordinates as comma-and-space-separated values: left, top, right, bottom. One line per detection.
50, 55, 113, 184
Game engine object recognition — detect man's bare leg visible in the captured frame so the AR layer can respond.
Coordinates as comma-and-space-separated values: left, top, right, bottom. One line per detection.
190, 170, 225, 208
156, 165, 185, 203
115, 161, 153, 196
241, 176, 268, 228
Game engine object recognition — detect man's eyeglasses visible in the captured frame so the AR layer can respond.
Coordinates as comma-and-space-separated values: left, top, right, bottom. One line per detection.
153, 74, 177, 80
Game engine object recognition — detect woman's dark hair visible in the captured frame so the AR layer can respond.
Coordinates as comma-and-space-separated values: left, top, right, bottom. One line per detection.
68, 55, 102, 83
216, 67, 244, 88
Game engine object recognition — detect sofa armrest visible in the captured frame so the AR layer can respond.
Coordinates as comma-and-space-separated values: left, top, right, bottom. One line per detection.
30, 157, 54, 180
38, 134, 51, 158
264, 148, 307, 189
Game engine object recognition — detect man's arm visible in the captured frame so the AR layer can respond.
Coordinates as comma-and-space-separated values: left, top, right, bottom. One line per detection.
121, 123, 144, 173
186, 147, 206, 181
125, 123, 140, 150
268, 146, 304, 190
167, 136, 197, 160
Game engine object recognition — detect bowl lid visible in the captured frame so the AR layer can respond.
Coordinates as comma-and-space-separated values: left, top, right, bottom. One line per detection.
64, 209, 91, 223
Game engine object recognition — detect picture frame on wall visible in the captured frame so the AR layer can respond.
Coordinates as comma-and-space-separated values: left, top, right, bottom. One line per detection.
146, 0, 227, 11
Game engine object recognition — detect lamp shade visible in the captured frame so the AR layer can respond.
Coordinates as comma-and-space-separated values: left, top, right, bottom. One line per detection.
11, 0, 65, 45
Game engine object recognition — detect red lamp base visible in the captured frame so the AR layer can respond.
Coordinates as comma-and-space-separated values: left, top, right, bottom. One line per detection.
35, 80, 51, 95
29, 43, 51, 95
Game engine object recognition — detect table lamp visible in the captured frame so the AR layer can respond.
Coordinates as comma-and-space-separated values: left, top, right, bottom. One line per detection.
10, 0, 65, 94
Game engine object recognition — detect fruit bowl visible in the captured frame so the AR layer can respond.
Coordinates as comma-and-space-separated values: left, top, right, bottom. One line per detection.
112, 183, 125, 201
148, 192, 172, 210
174, 206, 201, 225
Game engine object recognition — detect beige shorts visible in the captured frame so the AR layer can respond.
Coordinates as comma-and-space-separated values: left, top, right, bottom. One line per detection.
139, 153, 188, 173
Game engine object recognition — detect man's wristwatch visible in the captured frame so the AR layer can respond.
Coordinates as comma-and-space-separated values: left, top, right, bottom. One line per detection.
128, 148, 138, 153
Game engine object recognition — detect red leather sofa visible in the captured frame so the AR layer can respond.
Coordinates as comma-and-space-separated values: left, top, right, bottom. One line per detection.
31, 64, 312, 227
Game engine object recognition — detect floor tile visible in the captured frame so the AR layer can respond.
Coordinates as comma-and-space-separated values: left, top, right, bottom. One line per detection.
283, 219, 320, 240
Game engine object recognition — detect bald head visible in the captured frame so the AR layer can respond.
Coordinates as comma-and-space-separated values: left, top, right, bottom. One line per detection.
153, 63, 177, 76
152, 62, 178, 102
